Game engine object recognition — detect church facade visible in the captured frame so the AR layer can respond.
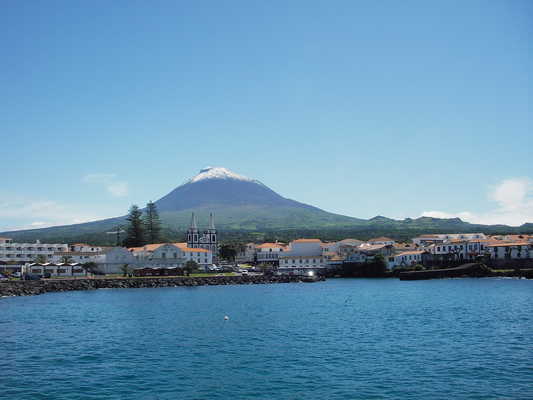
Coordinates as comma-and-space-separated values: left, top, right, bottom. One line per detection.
187, 213, 218, 255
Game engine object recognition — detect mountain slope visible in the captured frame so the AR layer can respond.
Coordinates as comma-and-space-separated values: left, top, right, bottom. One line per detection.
1, 167, 531, 243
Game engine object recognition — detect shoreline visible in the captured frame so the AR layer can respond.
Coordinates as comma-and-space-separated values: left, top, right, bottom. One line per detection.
0, 275, 325, 298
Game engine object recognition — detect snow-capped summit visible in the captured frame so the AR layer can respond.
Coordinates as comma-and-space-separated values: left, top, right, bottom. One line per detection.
188, 167, 254, 184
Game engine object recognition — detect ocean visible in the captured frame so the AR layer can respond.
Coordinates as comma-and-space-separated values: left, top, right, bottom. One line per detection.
1, 278, 532, 399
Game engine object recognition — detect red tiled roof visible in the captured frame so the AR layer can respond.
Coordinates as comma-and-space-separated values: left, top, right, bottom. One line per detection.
257, 243, 285, 248
487, 242, 530, 247
368, 237, 394, 242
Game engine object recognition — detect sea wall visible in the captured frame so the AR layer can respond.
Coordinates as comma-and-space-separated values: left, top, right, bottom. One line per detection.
399, 263, 533, 281
0, 275, 324, 298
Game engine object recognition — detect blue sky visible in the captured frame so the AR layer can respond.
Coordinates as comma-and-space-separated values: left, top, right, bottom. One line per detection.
1, 0, 532, 231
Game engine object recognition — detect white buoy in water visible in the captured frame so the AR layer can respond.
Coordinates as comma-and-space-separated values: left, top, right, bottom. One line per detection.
224, 315, 229, 321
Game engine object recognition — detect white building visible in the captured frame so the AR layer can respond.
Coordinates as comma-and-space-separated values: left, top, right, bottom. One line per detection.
69, 243, 104, 252
25, 262, 88, 277
174, 243, 213, 267
367, 237, 396, 246
236, 243, 257, 263
49, 246, 137, 274
387, 251, 424, 269
93, 247, 139, 274
278, 239, 326, 274
486, 242, 531, 260
427, 239, 489, 262
0, 237, 68, 263
412, 233, 486, 247
129, 243, 212, 270
255, 243, 286, 264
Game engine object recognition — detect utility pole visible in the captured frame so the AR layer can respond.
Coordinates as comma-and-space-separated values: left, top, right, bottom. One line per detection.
106, 225, 125, 246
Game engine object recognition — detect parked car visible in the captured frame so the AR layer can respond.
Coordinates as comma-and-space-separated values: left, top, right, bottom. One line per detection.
0, 274, 8, 281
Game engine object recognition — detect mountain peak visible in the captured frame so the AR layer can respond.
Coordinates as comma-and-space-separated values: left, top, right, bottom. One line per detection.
188, 167, 254, 184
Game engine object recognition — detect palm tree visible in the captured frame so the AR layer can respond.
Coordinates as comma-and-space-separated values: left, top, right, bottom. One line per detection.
81, 262, 98, 277
120, 264, 131, 277
60, 255, 73, 264
34, 254, 47, 264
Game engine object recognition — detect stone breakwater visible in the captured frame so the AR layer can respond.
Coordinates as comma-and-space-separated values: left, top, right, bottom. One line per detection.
0, 275, 325, 297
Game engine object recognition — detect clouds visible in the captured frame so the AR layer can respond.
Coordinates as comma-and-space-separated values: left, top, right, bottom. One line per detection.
422, 178, 533, 226
83, 173, 129, 197
0, 172, 129, 231
0, 196, 107, 231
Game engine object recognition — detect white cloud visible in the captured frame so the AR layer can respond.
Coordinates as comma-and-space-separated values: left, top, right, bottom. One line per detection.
83, 173, 129, 197
0, 195, 109, 232
421, 177, 533, 226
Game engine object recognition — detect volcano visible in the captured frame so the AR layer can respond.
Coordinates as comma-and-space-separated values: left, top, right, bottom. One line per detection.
152, 167, 364, 229
2, 167, 528, 242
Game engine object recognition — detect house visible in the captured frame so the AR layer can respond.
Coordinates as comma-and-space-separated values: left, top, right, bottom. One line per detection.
345, 244, 394, 263
367, 237, 396, 246
486, 242, 531, 260
255, 243, 286, 265
235, 243, 257, 263
173, 243, 213, 267
427, 239, 491, 263
129, 243, 186, 268
129, 243, 213, 270
387, 251, 425, 269
412, 233, 486, 247
93, 247, 139, 274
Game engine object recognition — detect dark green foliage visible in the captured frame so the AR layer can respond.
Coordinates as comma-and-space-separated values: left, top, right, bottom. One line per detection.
144, 201, 162, 244
120, 264, 132, 277
60, 255, 73, 264
81, 262, 98, 274
34, 255, 47, 264
2, 210, 532, 247
219, 244, 237, 261
184, 260, 199, 275
123, 205, 145, 247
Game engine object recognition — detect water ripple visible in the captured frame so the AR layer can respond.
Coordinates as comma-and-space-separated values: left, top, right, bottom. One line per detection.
1, 279, 532, 399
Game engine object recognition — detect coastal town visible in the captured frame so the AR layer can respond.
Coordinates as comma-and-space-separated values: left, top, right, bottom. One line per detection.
1, 212, 531, 280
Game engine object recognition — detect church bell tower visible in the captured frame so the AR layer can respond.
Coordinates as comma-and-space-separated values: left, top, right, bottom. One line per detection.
187, 213, 199, 248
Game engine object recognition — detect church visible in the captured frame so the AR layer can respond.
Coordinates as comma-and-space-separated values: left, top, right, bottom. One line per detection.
186, 212, 218, 255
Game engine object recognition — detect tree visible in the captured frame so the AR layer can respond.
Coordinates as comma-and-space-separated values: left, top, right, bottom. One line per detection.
184, 260, 199, 276
219, 245, 237, 262
144, 201, 162, 244
34, 255, 47, 264
120, 264, 132, 277
60, 255, 73, 264
123, 205, 145, 247
81, 262, 99, 275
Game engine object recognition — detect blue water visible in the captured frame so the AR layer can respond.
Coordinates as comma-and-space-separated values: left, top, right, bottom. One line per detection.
1, 278, 532, 400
